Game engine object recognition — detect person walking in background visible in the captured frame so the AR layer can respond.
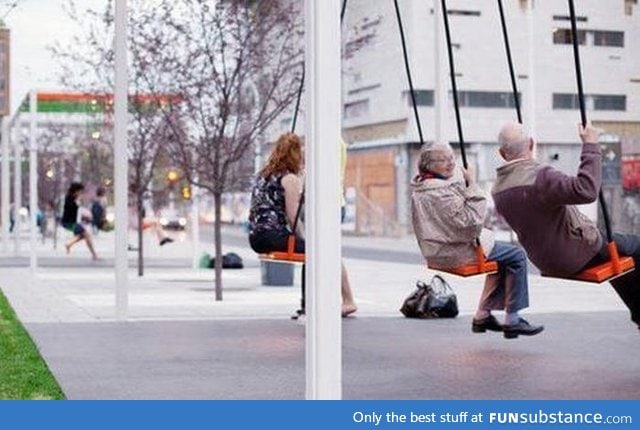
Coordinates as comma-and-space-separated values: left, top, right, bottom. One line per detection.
9, 203, 15, 233
91, 186, 110, 233
249, 132, 357, 317
411, 142, 543, 339
128, 184, 174, 247
493, 121, 640, 330
61, 182, 99, 260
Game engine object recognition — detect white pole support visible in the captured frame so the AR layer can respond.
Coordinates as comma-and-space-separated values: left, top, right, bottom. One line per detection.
1, 116, 10, 252
114, 0, 129, 318
305, 0, 342, 400
29, 90, 38, 272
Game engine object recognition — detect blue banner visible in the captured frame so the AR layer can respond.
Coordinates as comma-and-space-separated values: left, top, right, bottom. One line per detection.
1, 400, 638, 430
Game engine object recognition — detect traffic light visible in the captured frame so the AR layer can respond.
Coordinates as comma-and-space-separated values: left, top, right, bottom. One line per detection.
182, 186, 191, 200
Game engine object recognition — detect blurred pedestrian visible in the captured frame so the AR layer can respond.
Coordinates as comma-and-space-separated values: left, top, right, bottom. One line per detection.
91, 186, 111, 233
61, 182, 98, 260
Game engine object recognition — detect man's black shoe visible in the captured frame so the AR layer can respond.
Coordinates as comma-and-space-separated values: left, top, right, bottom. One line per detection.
503, 318, 544, 339
472, 314, 503, 333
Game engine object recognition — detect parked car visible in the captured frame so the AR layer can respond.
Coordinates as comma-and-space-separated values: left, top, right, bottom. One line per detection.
159, 209, 188, 230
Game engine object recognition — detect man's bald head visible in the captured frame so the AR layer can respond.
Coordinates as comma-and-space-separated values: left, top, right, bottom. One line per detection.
498, 121, 533, 161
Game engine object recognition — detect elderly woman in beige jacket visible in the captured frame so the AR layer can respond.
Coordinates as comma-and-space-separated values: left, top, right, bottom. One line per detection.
411, 142, 543, 339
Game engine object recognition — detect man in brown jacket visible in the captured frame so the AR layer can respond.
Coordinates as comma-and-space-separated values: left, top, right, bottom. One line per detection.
493, 122, 640, 329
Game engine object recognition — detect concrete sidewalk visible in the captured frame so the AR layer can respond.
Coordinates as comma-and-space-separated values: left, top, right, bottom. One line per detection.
1, 225, 639, 399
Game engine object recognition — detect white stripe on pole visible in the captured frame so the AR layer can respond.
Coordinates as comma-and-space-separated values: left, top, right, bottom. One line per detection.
114, 0, 129, 318
29, 90, 38, 272
305, 0, 342, 400
13, 128, 21, 255
1, 116, 9, 252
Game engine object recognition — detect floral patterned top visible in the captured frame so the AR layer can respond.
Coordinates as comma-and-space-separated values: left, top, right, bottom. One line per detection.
249, 174, 289, 235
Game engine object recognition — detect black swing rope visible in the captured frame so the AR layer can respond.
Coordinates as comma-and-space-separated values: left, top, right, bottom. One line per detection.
567, 0, 614, 244
529, 0, 633, 282
439, 0, 494, 274
440, 0, 469, 171
497, 0, 522, 124
288, 0, 349, 231
394, 0, 495, 276
393, 0, 424, 146
288, 0, 349, 235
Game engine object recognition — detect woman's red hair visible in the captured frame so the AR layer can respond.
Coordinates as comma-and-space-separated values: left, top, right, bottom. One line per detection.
260, 132, 302, 177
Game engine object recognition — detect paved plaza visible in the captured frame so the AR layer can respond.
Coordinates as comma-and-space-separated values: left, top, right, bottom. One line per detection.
1, 226, 639, 399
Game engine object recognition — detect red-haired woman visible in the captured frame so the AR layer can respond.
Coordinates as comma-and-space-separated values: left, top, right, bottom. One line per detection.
249, 132, 357, 317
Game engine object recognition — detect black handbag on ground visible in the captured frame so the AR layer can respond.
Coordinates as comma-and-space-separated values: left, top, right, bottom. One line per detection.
400, 274, 459, 319
209, 252, 244, 269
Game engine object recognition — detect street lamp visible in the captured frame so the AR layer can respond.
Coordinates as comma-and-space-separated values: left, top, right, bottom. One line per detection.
167, 169, 179, 184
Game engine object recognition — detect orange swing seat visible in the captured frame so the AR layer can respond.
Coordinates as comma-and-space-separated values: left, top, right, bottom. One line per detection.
260, 235, 305, 263
542, 242, 635, 283
428, 245, 498, 277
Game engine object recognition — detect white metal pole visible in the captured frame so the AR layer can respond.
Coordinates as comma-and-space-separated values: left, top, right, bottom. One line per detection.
29, 90, 38, 272
1, 116, 9, 252
13, 126, 21, 255
305, 0, 342, 400
114, 0, 129, 318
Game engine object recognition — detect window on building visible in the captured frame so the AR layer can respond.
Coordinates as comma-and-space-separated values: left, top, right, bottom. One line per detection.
553, 93, 579, 110
553, 93, 626, 111
457, 91, 520, 108
552, 15, 587, 22
403, 90, 434, 107
343, 99, 370, 119
625, 0, 637, 16
553, 28, 586, 45
447, 10, 481, 16
593, 30, 624, 47
553, 28, 624, 47
593, 94, 626, 111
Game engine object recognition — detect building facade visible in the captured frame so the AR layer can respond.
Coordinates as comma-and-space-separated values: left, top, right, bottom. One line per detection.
268, 0, 640, 235
343, 0, 640, 233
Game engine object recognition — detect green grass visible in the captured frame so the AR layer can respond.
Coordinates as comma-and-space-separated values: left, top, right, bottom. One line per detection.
0, 290, 65, 400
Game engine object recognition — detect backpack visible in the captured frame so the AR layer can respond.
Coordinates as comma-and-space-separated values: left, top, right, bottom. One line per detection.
209, 252, 244, 269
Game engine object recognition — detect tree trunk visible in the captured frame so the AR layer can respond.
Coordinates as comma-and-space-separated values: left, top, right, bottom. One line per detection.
213, 191, 223, 301
137, 194, 144, 277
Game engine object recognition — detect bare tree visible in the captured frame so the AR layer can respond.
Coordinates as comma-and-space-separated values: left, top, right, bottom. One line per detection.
52, 0, 303, 297
51, 0, 179, 275
142, 0, 304, 300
